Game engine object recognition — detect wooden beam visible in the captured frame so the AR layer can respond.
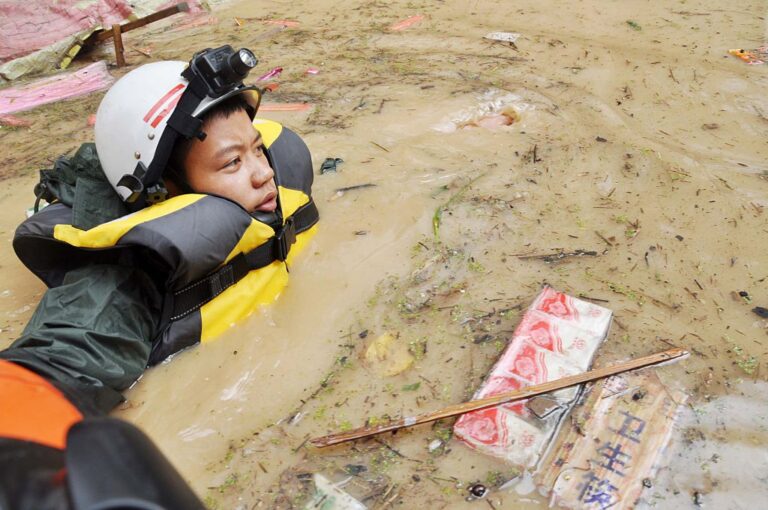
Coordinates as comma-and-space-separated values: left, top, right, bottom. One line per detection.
309, 347, 688, 448
93, 3, 190, 43
111, 24, 125, 67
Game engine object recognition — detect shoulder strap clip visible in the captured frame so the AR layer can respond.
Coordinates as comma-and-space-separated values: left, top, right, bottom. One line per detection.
274, 216, 296, 262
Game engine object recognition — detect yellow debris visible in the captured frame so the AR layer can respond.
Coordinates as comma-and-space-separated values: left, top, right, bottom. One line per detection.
364, 332, 414, 377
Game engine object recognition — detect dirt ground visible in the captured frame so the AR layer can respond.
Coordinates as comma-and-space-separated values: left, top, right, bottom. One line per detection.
1, 0, 767, 508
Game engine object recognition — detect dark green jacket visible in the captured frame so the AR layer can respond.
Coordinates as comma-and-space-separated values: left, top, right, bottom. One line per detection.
0, 264, 161, 415
0, 144, 160, 414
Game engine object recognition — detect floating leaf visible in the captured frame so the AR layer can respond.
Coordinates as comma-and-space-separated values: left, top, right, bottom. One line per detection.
402, 382, 421, 391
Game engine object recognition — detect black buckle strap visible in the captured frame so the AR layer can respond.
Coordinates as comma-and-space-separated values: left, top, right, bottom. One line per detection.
274, 216, 296, 261
170, 253, 250, 320
169, 198, 319, 321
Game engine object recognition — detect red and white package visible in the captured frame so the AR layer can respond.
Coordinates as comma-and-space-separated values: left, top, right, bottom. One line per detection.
514, 311, 606, 371
454, 286, 612, 467
530, 286, 612, 333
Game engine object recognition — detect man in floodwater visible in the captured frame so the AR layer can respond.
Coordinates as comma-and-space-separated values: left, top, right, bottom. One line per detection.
0, 46, 318, 509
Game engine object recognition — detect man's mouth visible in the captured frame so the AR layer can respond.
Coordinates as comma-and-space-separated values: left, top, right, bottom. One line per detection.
256, 190, 277, 212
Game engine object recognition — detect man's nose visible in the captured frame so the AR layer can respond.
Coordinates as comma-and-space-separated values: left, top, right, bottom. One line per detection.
248, 156, 274, 187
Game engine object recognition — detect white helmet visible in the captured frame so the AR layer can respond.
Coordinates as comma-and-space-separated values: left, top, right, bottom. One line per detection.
95, 46, 262, 205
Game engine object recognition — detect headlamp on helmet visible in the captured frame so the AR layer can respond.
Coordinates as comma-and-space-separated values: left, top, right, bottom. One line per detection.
183, 46, 258, 98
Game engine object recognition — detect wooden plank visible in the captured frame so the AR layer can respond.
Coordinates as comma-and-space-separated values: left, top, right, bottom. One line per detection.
93, 3, 189, 43
309, 347, 688, 448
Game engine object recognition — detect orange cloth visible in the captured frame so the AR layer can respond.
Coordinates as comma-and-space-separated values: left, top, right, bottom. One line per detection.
0, 360, 82, 450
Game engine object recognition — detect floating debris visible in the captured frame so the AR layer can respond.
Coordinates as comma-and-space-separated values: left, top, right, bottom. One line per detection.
258, 103, 312, 112
483, 32, 520, 44
729, 46, 767, 65
331, 183, 377, 200
453, 287, 613, 467
363, 332, 414, 377
262, 19, 301, 28
536, 371, 687, 509
0, 114, 32, 127
517, 249, 599, 264
458, 110, 519, 130
256, 66, 283, 81
434, 90, 532, 133
753, 307, 768, 319
320, 157, 344, 174
0, 61, 114, 115
389, 14, 424, 31
304, 473, 367, 510
468, 483, 488, 499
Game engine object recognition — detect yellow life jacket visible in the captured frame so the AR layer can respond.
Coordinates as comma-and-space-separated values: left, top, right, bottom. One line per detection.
13, 120, 318, 364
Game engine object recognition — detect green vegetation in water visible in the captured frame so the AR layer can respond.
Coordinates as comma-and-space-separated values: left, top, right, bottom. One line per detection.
367, 414, 392, 427
626, 20, 642, 31
732, 345, 758, 375
431, 184, 450, 199
586, 269, 647, 305
434, 426, 453, 443
217, 473, 239, 494
223, 443, 236, 463
440, 486, 457, 496
433, 173, 487, 241
312, 405, 327, 421
402, 382, 421, 391
485, 468, 522, 487
370, 446, 400, 474
409, 337, 428, 360
467, 257, 486, 273
608, 282, 644, 304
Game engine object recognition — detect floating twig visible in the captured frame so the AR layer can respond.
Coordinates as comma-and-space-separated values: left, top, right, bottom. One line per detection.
335, 183, 377, 193
517, 249, 598, 263
370, 141, 390, 152
594, 231, 614, 247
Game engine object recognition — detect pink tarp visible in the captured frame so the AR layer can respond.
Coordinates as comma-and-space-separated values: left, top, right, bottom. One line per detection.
0, 1, 205, 80
1, 1, 130, 64
0, 1, 200, 64
0, 60, 114, 114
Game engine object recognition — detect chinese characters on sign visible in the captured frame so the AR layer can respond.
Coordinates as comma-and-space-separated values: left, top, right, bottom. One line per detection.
536, 371, 687, 510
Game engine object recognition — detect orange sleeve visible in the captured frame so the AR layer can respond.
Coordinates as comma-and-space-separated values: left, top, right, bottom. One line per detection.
0, 360, 82, 450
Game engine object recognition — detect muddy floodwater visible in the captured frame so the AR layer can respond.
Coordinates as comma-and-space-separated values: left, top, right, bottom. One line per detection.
1, 0, 767, 508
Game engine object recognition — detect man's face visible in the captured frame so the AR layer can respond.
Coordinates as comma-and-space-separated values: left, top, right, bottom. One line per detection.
182, 109, 277, 212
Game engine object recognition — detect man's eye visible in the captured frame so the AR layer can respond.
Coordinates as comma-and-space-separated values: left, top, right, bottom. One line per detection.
224, 157, 241, 168
253, 144, 264, 155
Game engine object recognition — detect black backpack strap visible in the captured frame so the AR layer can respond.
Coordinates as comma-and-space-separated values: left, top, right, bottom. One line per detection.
170, 199, 318, 320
